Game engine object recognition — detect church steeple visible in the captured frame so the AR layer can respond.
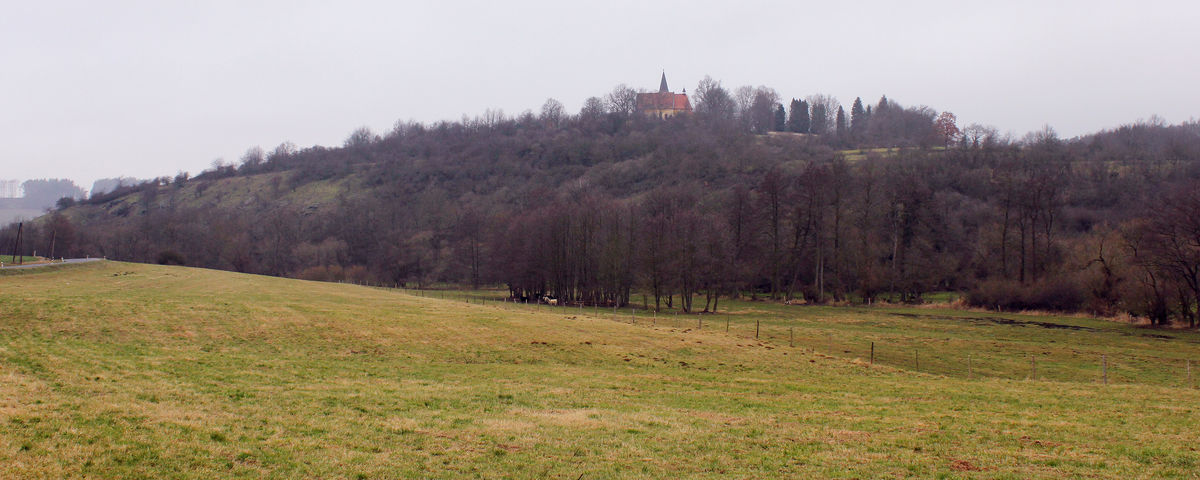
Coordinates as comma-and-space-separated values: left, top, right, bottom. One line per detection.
636, 71, 692, 117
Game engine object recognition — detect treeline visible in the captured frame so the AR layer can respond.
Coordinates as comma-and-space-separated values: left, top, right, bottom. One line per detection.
494, 126, 1200, 325
693, 77, 953, 148
5, 80, 1200, 325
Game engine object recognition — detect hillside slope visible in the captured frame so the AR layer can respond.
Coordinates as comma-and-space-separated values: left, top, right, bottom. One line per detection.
9, 115, 1200, 323
1, 262, 1198, 478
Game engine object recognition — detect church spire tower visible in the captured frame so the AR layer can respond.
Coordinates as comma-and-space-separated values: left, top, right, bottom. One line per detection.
637, 71, 692, 118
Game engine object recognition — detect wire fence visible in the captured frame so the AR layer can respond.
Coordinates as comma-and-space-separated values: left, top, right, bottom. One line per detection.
382, 285, 1198, 389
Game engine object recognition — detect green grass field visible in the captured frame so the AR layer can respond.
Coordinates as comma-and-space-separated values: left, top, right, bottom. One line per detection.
441, 289, 1200, 388
838, 147, 903, 162
2, 262, 1199, 478
0, 255, 38, 264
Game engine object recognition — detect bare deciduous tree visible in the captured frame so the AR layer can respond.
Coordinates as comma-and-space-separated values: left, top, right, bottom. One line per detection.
606, 84, 639, 116
540, 98, 565, 126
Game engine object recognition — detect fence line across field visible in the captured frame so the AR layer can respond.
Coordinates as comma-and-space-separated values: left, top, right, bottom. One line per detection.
394, 288, 1197, 389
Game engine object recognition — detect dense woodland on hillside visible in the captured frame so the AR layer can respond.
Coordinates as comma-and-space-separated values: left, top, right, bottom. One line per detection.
6, 79, 1200, 325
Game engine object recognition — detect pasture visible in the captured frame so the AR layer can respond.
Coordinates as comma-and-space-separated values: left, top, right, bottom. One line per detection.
1, 262, 1198, 478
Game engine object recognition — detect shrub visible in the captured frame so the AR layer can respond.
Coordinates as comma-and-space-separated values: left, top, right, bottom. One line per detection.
293, 264, 370, 284
155, 250, 186, 266
966, 276, 1086, 312
295, 265, 343, 282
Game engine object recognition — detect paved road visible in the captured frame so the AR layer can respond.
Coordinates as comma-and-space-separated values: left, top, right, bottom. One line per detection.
0, 258, 104, 269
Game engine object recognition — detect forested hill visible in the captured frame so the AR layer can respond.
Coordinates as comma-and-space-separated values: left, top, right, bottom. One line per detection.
9, 88, 1200, 324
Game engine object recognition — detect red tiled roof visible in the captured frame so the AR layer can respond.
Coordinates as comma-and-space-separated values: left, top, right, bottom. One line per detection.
636, 92, 692, 112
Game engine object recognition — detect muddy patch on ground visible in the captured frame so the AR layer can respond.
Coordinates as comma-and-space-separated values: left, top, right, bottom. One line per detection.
888, 312, 1098, 331
889, 312, 1191, 341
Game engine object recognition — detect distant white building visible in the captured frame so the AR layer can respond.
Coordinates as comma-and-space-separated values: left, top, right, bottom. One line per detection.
0, 180, 21, 198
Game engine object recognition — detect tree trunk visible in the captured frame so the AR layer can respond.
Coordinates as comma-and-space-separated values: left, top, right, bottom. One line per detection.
1000, 201, 1011, 279
816, 243, 824, 304
1018, 220, 1027, 284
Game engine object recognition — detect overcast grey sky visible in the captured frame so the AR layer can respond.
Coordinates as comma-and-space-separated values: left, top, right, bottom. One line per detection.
2, 0, 1197, 192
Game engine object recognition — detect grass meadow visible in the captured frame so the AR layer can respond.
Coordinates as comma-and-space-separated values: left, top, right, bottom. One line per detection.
2, 262, 1199, 478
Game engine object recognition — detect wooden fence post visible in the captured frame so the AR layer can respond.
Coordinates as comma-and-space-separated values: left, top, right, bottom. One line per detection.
755, 319, 759, 339
1102, 355, 1108, 385
870, 342, 874, 365
725, 315, 730, 333
789, 327, 794, 347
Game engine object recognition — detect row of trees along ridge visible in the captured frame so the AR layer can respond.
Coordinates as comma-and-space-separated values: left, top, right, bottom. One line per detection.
6, 78, 1200, 325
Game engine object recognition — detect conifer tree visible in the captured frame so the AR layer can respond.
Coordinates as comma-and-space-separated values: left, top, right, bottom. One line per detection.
810, 103, 828, 135
773, 104, 786, 132
787, 99, 810, 133
850, 97, 867, 139
836, 106, 847, 141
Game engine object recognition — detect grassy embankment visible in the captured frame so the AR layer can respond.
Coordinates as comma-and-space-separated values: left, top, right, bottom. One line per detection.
2, 262, 1199, 478
837, 146, 950, 162
73, 171, 353, 224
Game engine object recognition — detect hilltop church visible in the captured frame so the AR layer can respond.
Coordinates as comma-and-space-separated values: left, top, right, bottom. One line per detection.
636, 73, 692, 118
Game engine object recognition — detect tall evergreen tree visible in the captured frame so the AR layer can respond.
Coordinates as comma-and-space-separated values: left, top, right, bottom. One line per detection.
850, 97, 867, 139
773, 104, 786, 132
810, 103, 828, 135
836, 106, 847, 141
798, 100, 811, 133
787, 99, 810, 133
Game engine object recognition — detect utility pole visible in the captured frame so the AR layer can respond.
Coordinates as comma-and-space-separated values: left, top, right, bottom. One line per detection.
10, 222, 23, 265
47, 228, 57, 261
